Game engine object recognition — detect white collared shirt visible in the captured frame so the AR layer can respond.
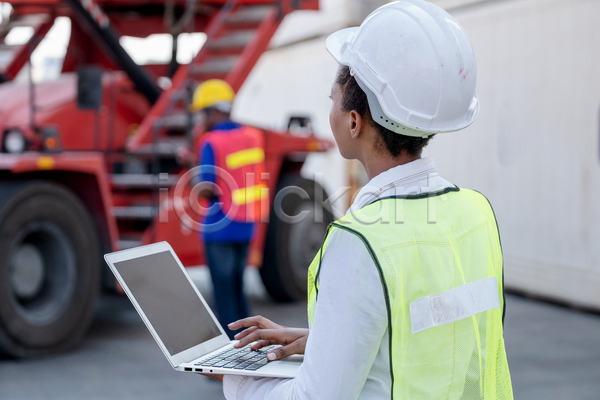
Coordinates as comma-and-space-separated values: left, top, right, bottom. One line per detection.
223, 157, 453, 400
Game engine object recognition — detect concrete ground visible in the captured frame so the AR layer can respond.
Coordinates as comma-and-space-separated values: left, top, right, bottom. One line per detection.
0, 267, 599, 400
503, 293, 600, 399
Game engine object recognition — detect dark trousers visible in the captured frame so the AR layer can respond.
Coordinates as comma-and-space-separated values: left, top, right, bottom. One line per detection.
204, 241, 251, 339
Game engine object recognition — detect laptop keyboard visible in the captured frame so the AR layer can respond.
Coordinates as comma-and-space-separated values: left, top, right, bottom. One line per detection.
195, 344, 279, 371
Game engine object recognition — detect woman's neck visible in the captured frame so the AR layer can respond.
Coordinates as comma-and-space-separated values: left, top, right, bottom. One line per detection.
359, 151, 421, 180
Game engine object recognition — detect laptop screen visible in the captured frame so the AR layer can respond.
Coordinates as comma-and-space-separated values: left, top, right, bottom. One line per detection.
113, 250, 222, 356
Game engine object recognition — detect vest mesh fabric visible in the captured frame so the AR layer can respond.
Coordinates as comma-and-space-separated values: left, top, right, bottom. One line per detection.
307, 188, 513, 399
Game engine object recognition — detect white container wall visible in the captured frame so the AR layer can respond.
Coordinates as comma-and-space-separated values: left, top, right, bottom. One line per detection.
427, 0, 600, 309
235, 0, 600, 308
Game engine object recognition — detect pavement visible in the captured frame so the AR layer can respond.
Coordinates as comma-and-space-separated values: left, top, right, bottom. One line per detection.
503, 293, 600, 399
0, 267, 599, 400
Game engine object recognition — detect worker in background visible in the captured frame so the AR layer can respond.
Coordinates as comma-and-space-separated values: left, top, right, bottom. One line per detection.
203, 1, 513, 398
191, 79, 266, 339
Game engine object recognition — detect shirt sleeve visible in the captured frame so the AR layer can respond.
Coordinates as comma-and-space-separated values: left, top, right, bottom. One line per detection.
199, 141, 215, 183
222, 228, 388, 400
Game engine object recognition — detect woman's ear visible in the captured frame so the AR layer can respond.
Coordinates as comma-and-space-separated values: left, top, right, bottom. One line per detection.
349, 110, 363, 139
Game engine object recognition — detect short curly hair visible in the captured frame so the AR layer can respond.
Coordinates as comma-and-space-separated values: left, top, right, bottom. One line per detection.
335, 66, 433, 158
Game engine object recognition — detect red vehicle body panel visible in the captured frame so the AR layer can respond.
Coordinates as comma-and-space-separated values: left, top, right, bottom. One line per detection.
0, 0, 332, 268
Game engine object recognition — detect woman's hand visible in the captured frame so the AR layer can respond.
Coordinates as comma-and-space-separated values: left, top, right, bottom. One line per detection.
229, 316, 309, 361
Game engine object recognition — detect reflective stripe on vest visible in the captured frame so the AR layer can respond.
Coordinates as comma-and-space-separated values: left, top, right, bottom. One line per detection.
307, 188, 513, 399
410, 276, 500, 334
226, 147, 265, 170
231, 184, 268, 205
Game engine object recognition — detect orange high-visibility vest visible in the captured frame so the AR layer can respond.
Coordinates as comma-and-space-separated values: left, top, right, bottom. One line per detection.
201, 126, 267, 223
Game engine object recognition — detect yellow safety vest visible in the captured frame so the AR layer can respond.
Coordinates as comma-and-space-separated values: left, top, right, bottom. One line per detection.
307, 188, 513, 399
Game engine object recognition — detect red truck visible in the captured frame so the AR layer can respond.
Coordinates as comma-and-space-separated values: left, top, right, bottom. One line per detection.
0, 0, 334, 357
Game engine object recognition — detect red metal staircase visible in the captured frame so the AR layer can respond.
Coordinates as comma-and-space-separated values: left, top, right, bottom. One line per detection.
127, 0, 316, 152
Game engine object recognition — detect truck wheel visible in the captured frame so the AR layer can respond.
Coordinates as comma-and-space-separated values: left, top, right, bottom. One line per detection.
260, 173, 334, 302
0, 181, 100, 357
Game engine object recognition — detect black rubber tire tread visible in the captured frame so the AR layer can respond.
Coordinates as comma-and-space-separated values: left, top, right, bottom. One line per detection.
260, 173, 334, 302
0, 180, 100, 358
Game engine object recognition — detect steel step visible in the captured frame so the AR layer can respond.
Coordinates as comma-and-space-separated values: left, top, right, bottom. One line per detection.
189, 55, 239, 76
111, 173, 179, 189
166, 88, 190, 103
112, 206, 158, 220
225, 5, 272, 25
7, 14, 50, 28
129, 139, 188, 158
153, 112, 200, 130
207, 30, 256, 50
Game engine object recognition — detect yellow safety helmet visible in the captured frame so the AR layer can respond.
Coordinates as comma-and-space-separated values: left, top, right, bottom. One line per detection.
191, 79, 235, 112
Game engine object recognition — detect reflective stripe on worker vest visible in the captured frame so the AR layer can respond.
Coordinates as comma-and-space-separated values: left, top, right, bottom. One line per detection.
226, 147, 265, 170
231, 184, 268, 205
409, 276, 500, 334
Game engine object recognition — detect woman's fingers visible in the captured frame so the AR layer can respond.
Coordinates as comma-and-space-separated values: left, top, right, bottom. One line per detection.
266, 341, 301, 361
228, 315, 280, 331
230, 315, 286, 348
229, 316, 308, 358
250, 339, 277, 351
233, 325, 259, 341
265, 333, 308, 361
234, 328, 279, 348
235, 328, 309, 355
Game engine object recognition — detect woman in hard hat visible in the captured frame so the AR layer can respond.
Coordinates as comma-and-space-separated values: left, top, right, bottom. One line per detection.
209, 1, 513, 398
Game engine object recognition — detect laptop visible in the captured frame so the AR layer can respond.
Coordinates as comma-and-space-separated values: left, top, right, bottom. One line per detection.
104, 241, 302, 378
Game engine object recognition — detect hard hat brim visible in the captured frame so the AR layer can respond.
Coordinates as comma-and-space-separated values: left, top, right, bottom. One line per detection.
325, 27, 359, 65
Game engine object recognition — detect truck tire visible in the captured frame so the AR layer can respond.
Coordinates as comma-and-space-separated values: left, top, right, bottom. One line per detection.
260, 173, 334, 302
0, 181, 100, 357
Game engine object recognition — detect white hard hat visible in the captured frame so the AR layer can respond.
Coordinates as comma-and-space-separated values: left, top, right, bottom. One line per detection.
326, 0, 479, 136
